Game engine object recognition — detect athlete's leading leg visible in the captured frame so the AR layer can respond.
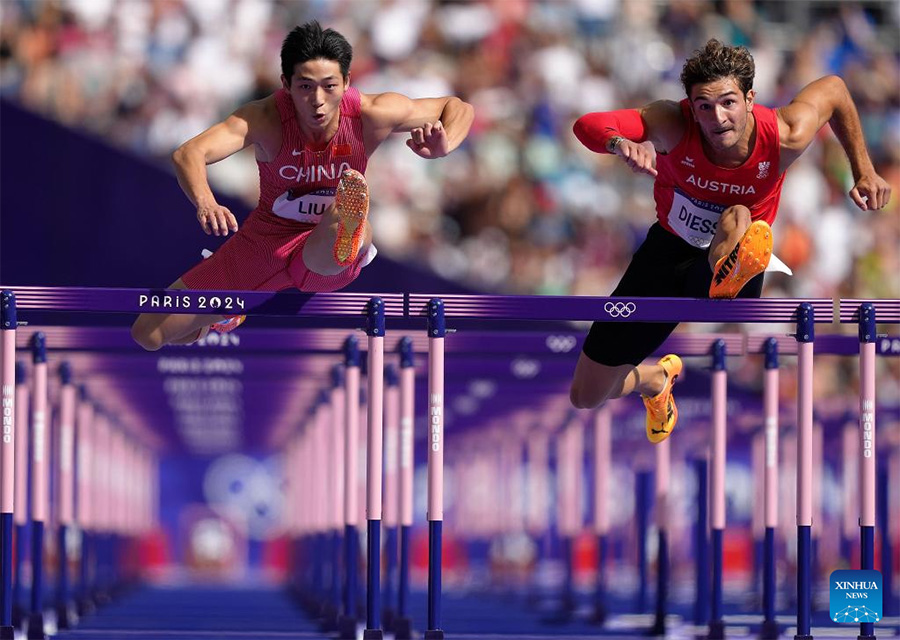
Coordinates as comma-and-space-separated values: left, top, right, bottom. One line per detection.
302, 170, 373, 276
708, 204, 751, 269
302, 205, 373, 276
708, 204, 772, 298
569, 354, 667, 409
130, 279, 225, 351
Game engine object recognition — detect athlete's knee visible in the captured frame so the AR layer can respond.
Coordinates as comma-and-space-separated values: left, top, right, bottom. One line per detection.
131, 321, 164, 352
569, 378, 607, 410
721, 204, 752, 232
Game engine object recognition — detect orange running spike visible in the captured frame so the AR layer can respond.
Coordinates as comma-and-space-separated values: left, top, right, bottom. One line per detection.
709, 220, 773, 299
332, 169, 370, 267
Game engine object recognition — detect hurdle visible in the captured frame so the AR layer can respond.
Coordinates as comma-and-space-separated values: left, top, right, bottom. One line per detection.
55, 360, 77, 628
5, 285, 898, 640
0, 292, 15, 640
327, 363, 345, 629
841, 300, 900, 640
393, 337, 416, 640
27, 332, 48, 640
381, 362, 399, 631
76, 386, 96, 617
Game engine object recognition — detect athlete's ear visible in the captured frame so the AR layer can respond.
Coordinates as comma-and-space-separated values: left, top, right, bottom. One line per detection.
344, 72, 351, 88
281, 74, 290, 91
746, 89, 755, 112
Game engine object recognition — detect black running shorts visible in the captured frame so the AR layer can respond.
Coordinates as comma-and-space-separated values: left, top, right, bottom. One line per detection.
581, 223, 764, 366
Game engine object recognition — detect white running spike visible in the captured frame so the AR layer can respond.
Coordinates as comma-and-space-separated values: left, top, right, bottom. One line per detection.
765, 253, 793, 276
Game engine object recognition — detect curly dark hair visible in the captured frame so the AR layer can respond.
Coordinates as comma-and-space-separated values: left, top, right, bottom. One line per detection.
281, 20, 353, 82
680, 39, 755, 97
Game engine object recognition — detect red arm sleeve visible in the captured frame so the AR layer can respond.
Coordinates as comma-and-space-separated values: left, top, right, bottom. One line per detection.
573, 109, 648, 154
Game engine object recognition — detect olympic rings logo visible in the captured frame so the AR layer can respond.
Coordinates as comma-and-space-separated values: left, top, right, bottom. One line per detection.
604, 301, 637, 318
545, 335, 577, 353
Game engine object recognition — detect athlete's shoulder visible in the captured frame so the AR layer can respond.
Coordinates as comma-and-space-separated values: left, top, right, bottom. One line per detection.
640, 100, 687, 154
233, 94, 281, 126
358, 91, 417, 131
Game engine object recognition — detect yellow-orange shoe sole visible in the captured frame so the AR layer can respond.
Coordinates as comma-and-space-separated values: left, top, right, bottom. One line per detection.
333, 169, 369, 267
643, 354, 683, 444
709, 220, 773, 299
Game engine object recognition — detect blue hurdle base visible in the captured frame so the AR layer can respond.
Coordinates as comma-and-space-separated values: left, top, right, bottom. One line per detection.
650, 529, 669, 636
760, 526, 779, 640
393, 616, 414, 640
795, 525, 812, 640
708, 527, 725, 640
858, 525, 875, 640
364, 519, 382, 638
394, 525, 413, 640
590, 534, 608, 625
427, 520, 443, 638
27, 521, 46, 640
382, 525, 397, 632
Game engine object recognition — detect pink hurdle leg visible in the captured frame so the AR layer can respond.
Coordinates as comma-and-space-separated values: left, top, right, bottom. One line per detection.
1, 291, 17, 632
56, 365, 77, 628
364, 297, 385, 636
761, 339, 779, 639
708, 339, 727, 640
591, 407, 611, 624
858, 303, 877, 640
426, 299, 445, 639
395, 338, 415, 639
28, 333, 49, 640
338, 336, 361, 638
795, 303, 815, 640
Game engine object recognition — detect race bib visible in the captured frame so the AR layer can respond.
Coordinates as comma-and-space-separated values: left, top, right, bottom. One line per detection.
667, 188, 725, 248
272, 187, 335, 224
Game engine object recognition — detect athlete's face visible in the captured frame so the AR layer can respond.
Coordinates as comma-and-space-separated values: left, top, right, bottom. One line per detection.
689, 77, 755, 153
282, 59, 348, 132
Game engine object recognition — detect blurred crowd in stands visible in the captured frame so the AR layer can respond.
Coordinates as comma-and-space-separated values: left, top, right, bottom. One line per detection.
1, 0, 898, 303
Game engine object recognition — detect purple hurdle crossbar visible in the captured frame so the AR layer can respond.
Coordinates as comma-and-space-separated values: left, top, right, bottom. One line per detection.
426, 299, 445, 640
338, 335, 361, 640
394, 337, 415, 640
364, 298, 385, 640
6, 287, 835, 325
0, 292, 16, 639
708, 339, 727, 640
28, 333, 48, 640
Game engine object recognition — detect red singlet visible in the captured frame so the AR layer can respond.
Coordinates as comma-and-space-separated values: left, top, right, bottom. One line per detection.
181, 87, 370, 292
654, 100, 785, 249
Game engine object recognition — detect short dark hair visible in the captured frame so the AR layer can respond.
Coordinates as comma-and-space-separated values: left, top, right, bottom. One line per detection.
680, 39, 755, 97
280, 21, 353, 82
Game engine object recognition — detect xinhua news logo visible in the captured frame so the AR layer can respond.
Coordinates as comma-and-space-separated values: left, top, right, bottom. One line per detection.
830, 569, 882, 624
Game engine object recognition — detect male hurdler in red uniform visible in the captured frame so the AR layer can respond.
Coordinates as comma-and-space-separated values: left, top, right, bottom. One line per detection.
132, 21, 473, 350
569, 39, 890, 443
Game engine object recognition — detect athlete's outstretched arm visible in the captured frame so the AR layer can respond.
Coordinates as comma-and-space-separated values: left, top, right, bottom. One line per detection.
572, 101, 684, 177
361, 92, 474, 159
778, 75, 891, 210
172, 101, 267, 236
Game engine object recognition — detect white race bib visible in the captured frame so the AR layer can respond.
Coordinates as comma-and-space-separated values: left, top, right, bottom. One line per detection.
272, 187, 336, 224
666, 189, 726, 248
